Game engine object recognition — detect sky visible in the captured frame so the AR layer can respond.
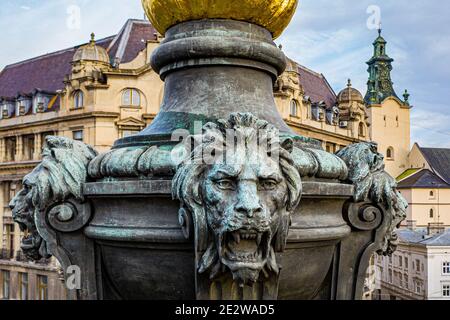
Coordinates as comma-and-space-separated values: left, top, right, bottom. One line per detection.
0, 0, 449, 147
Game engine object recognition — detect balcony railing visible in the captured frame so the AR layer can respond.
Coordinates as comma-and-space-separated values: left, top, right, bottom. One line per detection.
0, 249, 14, 260
15, 250, 29, 262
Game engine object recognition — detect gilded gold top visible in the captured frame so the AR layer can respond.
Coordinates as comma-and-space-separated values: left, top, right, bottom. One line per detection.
142, 0, 298, 39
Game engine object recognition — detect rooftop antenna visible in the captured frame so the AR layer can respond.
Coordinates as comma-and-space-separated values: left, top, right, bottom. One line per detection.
378, 22, 382, 36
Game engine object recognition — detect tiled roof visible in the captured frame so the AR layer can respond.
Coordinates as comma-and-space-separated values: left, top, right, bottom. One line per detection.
107, 19, 157, 65
0, 19, 157, 99
397, 169, 450, 189
297, 64, 337, 108
420, 147, 450, 185
398, 228, 450, 246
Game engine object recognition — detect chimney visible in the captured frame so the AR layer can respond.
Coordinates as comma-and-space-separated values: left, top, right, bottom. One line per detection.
406, 220, 417, 230
427, 222, 445, 236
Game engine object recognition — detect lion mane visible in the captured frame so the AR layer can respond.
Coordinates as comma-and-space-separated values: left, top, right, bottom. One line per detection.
11, 136, 98, 260
337, 142, 407, 255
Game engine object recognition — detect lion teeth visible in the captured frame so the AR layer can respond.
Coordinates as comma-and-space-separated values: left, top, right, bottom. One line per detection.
256, 234, 262, 246
232, 232, 240, 244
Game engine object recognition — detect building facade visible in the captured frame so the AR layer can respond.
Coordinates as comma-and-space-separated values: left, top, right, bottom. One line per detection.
0, 20, 409, 299
398, 144, 450, 228
374, 228, 450, 300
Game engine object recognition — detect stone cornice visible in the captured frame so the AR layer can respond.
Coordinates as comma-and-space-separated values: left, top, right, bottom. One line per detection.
0, 111, 120, 133
285, 119, 362, 144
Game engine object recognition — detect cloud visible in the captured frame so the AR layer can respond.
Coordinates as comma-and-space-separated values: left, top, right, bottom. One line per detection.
0, 0, 448, 148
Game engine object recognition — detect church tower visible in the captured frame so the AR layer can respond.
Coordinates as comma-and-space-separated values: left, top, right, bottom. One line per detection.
365, 29, 412, 178
365, 29, 400, 104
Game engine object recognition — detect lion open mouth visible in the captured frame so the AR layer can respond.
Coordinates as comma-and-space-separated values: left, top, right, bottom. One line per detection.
221, 229, 270, 269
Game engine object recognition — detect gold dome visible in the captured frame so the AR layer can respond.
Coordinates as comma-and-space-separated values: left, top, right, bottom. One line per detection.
142, 0, 299, 39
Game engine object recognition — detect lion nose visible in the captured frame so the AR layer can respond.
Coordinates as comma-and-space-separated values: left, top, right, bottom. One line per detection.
235, 197, 263, 218
8, 199, 15, 210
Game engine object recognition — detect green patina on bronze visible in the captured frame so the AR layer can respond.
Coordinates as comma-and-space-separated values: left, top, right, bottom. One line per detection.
364, 29, 407, 105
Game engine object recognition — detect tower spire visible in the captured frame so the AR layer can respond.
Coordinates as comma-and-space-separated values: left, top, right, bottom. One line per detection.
364, 29, 399, 105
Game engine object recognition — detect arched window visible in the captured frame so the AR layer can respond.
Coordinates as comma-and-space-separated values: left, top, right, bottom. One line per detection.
290, 100, 298, 117
122, 88, 141, 107
430, 191, 434, 198
358, 122, 365, 137
386, 147, 394, 160
74, 91, 84, 109
430, 209, 434, 218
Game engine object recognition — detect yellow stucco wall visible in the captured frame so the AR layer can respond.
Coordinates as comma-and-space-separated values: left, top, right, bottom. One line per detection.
399, 188, 450, 227
368, 98, 411, 178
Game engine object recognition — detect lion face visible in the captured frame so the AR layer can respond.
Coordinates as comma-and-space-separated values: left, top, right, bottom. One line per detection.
10, 179, 35, 233
173, 113, 302, 286
201, 141, 289, 284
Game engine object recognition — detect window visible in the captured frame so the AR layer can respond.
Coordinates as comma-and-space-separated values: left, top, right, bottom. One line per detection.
416, 259, 421, 272
358, 122, 365, 137
122, 88, 141, 107
5, 137, 17, 162
389, 256, 392, 264
4, 224, 15, 259
37, 275, 48, 300
290, 100, 298, 117
443, 262, 450, 274
430, 209, 434, 219
386, 147, 394, 160
23, 134, 35, 161
121, 130, 140, 138
415, 282, 421, 294
19, 273, 28, 300
405, 257, 409, 269
430, 190, 435, 199
388, 269, 393, 283
74, 91, 84, 109
399, 256, 403, 267
443, 285, 450, 297
404, 275, 409, 289
73, 130, 84, 142
1, 270, 10, 299
399, 273, 403, 287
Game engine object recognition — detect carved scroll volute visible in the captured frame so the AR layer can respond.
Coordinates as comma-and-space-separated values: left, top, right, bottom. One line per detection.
343, 201, 383, 232
47, 199, 92, 233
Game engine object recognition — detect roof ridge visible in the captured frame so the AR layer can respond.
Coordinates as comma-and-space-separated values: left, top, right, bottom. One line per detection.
2, 35, 115, 70
419, 146, 450, 184
297, 63, 323, 77
396, 167, 424, 183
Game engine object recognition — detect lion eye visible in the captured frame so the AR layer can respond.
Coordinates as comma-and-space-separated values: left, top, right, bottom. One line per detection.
215, 179, 236, 190
259, 179, 278, 190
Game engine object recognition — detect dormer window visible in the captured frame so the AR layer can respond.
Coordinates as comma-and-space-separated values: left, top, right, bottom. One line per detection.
122, 88, 141, 107
74, 91, 84, 109
2, 101, 15, 118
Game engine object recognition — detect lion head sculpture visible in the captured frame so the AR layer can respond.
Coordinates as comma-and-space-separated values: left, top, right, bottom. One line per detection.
9, 136, 98, 260
336, 142, 407, 255
172, 113, 302, 286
